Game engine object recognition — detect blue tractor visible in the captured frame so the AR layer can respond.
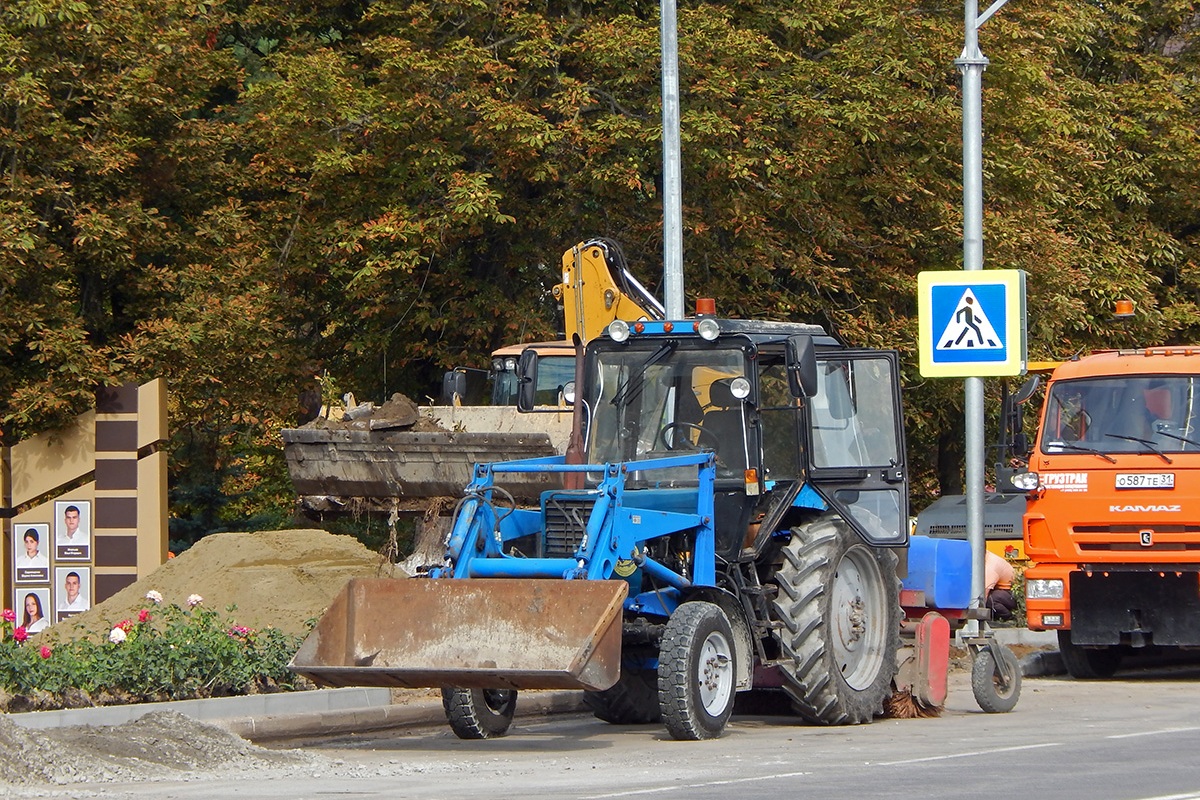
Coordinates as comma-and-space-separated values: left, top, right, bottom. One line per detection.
293, 304, 930, 740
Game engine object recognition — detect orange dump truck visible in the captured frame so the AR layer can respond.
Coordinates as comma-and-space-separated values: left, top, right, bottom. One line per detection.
1012, 348, 1200, 677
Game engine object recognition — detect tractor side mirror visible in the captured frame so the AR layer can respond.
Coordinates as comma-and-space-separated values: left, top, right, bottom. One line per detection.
786, 335, 818, 397
516, 348, 540, 412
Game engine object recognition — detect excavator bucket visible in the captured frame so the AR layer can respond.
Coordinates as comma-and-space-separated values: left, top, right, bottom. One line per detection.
289, 578, 628, 691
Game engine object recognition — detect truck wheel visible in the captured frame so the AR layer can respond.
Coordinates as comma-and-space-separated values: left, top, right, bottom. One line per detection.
441, 688, 517, 739
971, 646, 1021, 713
658, 601, 737, 740
771, 517, 901, 725
1057, 630, 1122, 679
584, 666, 661, 725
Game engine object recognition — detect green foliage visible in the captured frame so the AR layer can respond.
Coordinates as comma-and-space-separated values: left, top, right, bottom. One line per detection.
0, 596, 308, 708
0, 0, 1197, 525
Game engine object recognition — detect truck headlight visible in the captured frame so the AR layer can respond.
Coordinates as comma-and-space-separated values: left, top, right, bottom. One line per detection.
1009, 471, 1040, 491
1025, 578, 1064, 600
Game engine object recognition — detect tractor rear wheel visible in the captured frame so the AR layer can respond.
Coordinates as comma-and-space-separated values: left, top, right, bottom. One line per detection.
771, 517, 901, 725
441, 688, 517, 739
658, 601, 737, 740
1057, 630, 1122, 679
584, 658, 661, 725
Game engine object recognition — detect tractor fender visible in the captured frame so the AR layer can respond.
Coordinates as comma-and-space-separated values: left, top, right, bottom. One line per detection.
676, 585, 753, 691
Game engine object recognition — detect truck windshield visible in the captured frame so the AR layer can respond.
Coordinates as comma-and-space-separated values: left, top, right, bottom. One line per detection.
1042, 375, 1200, 454
585, 344, 748, 482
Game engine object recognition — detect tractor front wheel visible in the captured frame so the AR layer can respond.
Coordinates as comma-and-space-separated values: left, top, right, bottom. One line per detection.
442, 688, 518, 739
658, 601, 737, 740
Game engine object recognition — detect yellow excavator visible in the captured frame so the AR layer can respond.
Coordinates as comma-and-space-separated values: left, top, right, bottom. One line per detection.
281, 239, 664, 512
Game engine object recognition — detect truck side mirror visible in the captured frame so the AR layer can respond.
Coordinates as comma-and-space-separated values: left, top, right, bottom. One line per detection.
516, 348, 539, 412
1012, 431, 1030, 458
786, 335, 818, 397
1013, 375, 1041, 405
441, 370, 469, 405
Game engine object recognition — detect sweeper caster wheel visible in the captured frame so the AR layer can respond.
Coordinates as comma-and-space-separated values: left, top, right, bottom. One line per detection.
971, 643, 1021, 713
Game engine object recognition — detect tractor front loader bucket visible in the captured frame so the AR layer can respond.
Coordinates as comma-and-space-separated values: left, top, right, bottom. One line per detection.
289, 578, 628, 691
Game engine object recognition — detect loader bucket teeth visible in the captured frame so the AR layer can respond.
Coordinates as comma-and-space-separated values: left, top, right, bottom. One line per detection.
289, 578, 627, 691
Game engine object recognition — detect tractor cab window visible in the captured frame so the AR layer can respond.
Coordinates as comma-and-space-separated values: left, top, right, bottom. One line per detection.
1042, 375, 1200, 454
810, 357, 901, 469
585, 344, 748, 484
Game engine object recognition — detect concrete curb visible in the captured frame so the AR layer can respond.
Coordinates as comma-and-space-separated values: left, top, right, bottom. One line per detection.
225, 691, 589, 742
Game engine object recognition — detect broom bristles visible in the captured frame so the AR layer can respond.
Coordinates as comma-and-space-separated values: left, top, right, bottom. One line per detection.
884, 689, 944, 719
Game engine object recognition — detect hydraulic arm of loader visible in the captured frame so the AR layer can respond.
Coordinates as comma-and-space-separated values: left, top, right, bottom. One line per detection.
290, 451, 718, 692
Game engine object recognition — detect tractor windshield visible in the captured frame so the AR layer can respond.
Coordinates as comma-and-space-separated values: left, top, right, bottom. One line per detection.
1042, 375, 1200, 454
585, 343, 748, 483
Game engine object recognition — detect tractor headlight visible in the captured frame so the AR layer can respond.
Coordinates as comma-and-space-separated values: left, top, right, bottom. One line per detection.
1009, 470, 1040, 492
608, 319, 631, 343
1025, 579, 1064, 600
695, 318, 721, 341
729, 377, 751, 400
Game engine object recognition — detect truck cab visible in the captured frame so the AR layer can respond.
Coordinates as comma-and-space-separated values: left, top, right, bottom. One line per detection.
1018, 348, 1200, 676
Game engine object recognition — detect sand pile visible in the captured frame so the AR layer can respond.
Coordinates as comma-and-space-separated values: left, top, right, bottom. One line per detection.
46, 529, 398, 640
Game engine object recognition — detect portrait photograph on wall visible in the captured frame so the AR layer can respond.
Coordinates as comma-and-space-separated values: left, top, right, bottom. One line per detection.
17, 587, 51, 634
13, 523, 50, 584
54, 500, 91, 562
54, 566, 90, 621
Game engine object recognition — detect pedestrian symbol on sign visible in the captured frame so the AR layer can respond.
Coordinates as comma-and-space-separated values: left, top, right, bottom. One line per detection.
937, 289, 1001, 350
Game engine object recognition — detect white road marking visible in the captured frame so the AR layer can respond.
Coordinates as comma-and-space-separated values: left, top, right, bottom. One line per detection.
1107, 726, 1200, 740
581, 771, 812, 798
872, 741, 1062, 766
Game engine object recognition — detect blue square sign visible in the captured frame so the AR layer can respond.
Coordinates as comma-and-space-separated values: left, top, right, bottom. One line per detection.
918, 271, 1026, 377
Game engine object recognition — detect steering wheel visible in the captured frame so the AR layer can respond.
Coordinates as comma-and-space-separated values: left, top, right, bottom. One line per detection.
657, 421, 720, 454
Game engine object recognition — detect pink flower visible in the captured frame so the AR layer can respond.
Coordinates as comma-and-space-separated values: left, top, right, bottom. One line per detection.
39, 646, 52, 659
138, 609, 152, 623
108, 627, 127, 644
117, 619, 134, 633
145, 590, 163, 605
186, 594, 204, 608
12, 627, 27, 643
1, 609, 14, 623
228, 625, 253, 640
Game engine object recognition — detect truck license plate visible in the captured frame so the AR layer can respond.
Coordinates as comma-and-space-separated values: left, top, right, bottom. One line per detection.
1115, 473, 1175, 490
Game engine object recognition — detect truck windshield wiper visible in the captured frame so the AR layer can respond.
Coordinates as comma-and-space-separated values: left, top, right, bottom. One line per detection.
1151, 430, 1200, 449
1105, 433, 1173, 464
610, 341, 677, 409
1044, 441, 1118, 463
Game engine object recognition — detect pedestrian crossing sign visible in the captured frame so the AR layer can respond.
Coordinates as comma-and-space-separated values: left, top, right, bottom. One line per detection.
918, 270, 1027, 377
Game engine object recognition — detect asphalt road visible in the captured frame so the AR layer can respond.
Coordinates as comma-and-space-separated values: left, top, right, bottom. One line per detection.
16, 665, 1200, 800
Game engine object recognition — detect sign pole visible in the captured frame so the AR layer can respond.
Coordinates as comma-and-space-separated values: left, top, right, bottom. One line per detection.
660, 0, 684, 319
957, 0, 990, 634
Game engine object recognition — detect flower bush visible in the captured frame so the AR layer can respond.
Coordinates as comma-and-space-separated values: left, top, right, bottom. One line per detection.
0, 591, 311, 711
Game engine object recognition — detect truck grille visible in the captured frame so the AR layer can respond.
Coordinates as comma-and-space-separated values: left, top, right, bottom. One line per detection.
1073, 524, 1200, 552
542, 493, 597, 558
